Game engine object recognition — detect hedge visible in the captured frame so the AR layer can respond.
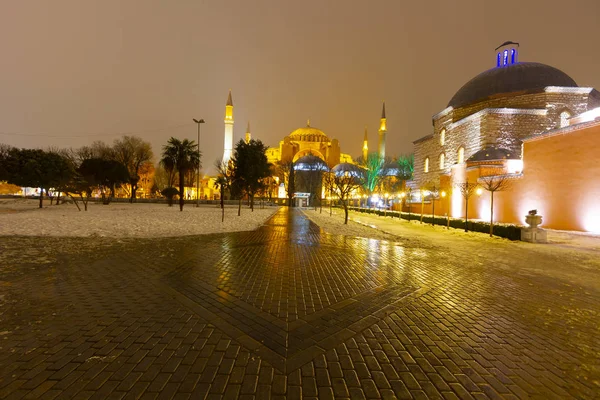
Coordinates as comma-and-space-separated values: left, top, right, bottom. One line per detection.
346, 206, 522, 241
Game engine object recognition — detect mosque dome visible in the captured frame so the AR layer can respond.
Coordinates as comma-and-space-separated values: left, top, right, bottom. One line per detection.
448, 62, 578, 109
294, 154, 329, 171
289, 121, 330, 142
332, 162, 364, 176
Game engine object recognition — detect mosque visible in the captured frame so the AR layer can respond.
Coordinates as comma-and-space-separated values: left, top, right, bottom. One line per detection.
218, 90, 391, 201
411, 42, 600, 232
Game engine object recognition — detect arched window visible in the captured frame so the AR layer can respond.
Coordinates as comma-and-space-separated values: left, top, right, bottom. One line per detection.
560, 111, 570, 128
511, 49, 516, 64
497, 53, 501, 67
424, 157, 429, 173
457, 147, 465, 164
439, 153, 445, 169
440, 129, 445, 146
503, 50, 508, 66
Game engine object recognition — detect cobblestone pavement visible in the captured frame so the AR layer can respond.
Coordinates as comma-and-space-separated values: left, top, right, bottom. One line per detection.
1, 208, 598, 399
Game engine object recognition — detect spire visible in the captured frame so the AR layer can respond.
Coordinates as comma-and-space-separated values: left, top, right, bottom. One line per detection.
245, 121, 251, 143
381, 101, 386, 119
307, 118, 311, 127
226, 90, 233, 106
362, 126, 368, 161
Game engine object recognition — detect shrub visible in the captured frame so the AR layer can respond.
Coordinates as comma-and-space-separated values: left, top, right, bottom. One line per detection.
161, 187, 179, 207
347, 206, 521, 241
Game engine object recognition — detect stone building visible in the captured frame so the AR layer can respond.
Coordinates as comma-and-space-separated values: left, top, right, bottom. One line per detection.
413, 42, 600, 186
265, 120, 353, 167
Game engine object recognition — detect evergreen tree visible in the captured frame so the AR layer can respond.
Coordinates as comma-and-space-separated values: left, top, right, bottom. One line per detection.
231, 139, 271, 211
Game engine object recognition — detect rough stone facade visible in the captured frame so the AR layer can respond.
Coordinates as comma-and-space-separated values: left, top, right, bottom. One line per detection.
413, 88, 598, 186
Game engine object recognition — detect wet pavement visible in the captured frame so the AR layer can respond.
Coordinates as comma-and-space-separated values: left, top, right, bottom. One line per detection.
0, 208, 598, 399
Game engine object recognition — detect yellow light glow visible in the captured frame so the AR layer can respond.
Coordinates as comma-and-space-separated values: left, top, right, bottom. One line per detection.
441, 191, 446, 198
400, 192, 406, 198
476, 187, 483, 196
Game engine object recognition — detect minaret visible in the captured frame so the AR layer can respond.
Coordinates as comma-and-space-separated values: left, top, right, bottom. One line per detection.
223, 90, 234, 164
362, 126, 368, 161
378, 101, 387, 160
245, 122, 251, 144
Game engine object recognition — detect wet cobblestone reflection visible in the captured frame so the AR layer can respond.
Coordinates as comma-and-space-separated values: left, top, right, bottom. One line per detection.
0, 208, 598, 399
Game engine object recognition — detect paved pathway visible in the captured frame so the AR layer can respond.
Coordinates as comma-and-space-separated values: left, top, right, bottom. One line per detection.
0, 208, 598, 399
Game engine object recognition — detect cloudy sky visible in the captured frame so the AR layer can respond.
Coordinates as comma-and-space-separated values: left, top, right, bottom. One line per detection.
1, 0, 599, 171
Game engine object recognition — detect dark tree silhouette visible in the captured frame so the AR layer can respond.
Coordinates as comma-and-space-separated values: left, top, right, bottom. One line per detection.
161, 187, 179, 207
113, 135, 154, 203
3, 148, 73, 208
79, 158, 130, 205
160, 137, 200, 211
231, 139, 271, 212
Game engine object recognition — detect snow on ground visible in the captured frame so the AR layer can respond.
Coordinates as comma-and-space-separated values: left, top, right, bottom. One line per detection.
0, 198, 278, 238
302, 208, 600, 290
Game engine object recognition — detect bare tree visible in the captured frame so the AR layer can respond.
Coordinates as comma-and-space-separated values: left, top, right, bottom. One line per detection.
454, 182, 480, 232
479, 168, 513, 237
331, 168, 362, 224
214, 159, 234, 222
113, 136, 154, 202
322, 169, 335, 216
425, 181, 440, 226
276, 159, 295, 207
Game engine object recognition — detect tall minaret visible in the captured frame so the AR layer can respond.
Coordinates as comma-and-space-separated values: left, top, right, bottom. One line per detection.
378, 101, 387, 160
245, 122, 251, 143
223, 90, 234, 164
362, 127, 368, 161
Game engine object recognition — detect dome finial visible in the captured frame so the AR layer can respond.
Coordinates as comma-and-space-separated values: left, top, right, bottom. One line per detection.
307, 118, 310, 127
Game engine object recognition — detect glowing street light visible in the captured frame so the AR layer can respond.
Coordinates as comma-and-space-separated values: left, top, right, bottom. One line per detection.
193, 118, 205, 207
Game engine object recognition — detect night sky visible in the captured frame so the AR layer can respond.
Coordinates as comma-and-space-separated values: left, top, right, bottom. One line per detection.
1, 0, 599, 171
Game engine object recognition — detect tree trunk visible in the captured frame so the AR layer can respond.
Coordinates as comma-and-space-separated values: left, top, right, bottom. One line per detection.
179, 170, 185, 211
420, 197, 424, 224
238, 198, 242, 216
39, 187, 43, 208
130, 180, 138, 203
464, 196, 469, 232
250, 193, 254, 212
431, 197, 435, 226
70, 194, 81, 211
343, 199, 349, 224
220, 188, 224, 210
490, 191, 494, 237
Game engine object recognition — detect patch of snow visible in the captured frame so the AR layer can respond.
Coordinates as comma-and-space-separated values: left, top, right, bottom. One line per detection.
0, 199, 278, 238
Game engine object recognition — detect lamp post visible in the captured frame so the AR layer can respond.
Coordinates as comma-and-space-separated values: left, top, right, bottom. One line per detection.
193, 118, 205, 207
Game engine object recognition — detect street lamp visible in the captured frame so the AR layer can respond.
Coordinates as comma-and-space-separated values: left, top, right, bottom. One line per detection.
193, 118, 205, 207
